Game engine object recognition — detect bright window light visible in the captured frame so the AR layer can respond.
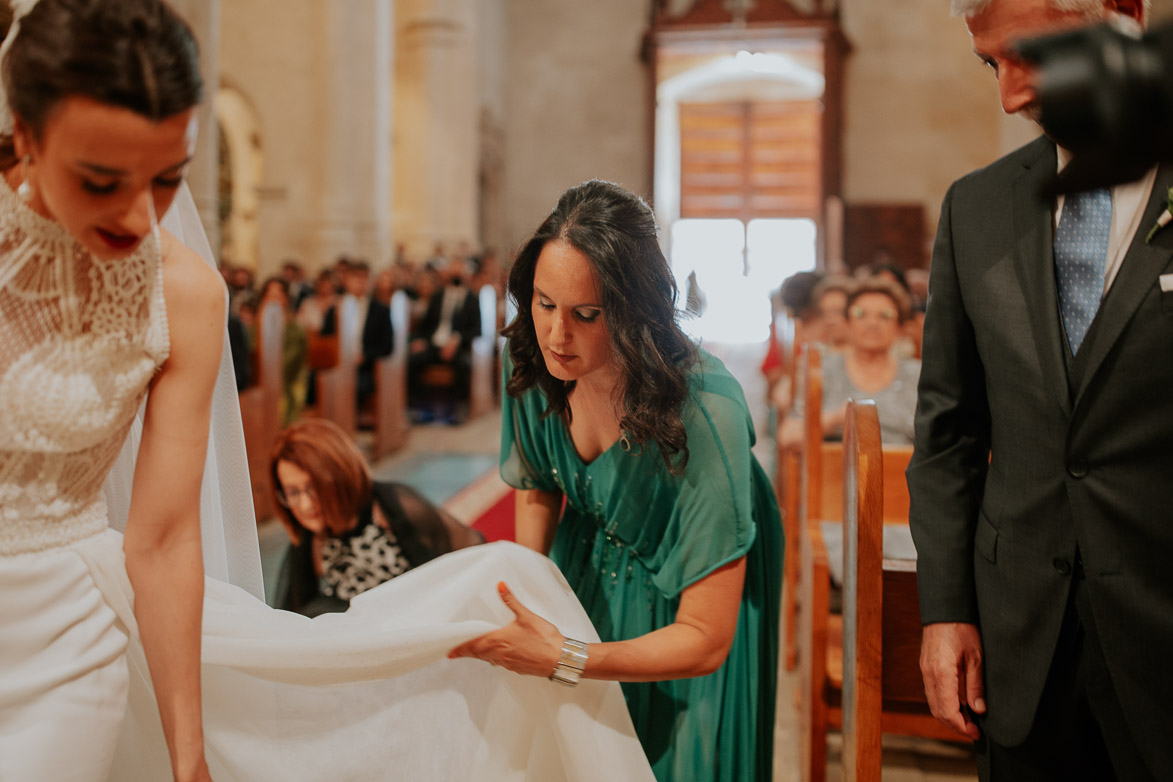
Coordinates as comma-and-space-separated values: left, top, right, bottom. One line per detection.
671, 218, 815, 344
746, 218, 817, 291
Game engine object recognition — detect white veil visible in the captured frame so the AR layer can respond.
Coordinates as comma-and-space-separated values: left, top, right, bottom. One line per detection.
101, 184, 265, 600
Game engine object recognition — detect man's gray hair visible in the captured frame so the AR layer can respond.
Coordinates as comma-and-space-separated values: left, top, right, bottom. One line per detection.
950, 0, 1149, 18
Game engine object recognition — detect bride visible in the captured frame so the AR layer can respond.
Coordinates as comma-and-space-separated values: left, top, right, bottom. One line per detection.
0, 1, 653, 780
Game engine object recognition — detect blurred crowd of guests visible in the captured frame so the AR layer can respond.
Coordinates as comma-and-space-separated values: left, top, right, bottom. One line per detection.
219, 242, 508, 427
765, 262, 928, 451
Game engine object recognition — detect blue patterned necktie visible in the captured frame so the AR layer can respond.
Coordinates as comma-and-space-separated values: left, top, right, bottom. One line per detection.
1054, 187, 1112, 355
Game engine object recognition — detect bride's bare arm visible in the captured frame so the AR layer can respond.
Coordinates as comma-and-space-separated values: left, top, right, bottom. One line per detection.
122, 235, 224, 782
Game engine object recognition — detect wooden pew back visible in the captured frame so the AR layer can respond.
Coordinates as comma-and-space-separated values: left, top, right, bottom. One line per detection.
468, 284, 498, 419
841, 400, 955, 782
239, 301, 284, 520
315, 294, 359, 435
372, 290, 410, 459
782, 343, 819, 671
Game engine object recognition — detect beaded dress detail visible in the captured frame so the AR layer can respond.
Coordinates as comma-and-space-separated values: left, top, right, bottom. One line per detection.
0, 177, 168, 555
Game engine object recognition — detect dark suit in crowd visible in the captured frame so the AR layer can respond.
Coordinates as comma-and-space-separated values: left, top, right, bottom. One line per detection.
409, 283, 481, 395
321, 296, 393, 407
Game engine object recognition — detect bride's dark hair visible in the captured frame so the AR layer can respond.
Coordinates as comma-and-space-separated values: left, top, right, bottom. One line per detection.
504, 179, 698, 472
0, 0, 201, 166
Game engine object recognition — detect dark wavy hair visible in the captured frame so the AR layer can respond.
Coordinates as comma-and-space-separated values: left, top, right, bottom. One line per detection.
0, 0, 201, 166
503, 179, 697, 471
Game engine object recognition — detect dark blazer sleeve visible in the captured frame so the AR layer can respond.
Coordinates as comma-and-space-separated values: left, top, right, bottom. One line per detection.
227, 314, 251, 391
320, 304, 337, 337
906, 182, 992, 626
453, 289, 482, 345
363, 299, 394, 360
413, 290, 443, 341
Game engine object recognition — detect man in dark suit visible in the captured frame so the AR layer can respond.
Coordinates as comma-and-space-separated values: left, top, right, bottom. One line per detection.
321, 260, 393, 409
909, 1, 1171, 779
408, 256, 481, 415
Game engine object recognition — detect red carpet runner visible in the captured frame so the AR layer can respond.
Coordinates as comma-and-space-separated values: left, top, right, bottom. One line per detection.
469, 489, 515, 542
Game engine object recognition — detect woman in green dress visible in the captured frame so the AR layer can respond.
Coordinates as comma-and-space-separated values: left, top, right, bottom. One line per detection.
449, 180, 783, 782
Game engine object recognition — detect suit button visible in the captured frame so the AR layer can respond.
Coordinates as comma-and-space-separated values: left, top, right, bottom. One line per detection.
1067, 459, 1088, 478
1053, 557, 1072, 576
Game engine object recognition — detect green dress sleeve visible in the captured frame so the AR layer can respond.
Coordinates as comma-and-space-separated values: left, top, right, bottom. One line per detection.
644, 363, 760, 599
498, 352, 560, 493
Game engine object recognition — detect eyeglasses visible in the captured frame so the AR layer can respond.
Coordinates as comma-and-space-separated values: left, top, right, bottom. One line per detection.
848, 305, 897, 322
276, 484, 318, 508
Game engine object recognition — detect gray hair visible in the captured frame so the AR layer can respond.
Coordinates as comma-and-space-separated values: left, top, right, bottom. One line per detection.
951, 0, 1149, 19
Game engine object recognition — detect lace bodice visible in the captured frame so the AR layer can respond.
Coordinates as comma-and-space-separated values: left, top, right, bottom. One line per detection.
0, 178, 169, 554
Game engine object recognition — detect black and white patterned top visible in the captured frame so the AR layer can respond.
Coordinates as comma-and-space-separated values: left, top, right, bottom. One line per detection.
320, 510, 411, 600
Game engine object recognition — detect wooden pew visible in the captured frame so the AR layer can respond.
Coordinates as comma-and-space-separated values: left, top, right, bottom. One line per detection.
314, 294, 359, 435
797, 348, 926, 782
797, 345, 837, 782
238, 301, 284, 521
371, 290, 410, 459
781, 339, 815, 671
468, 283, 498, 420
841, 400, 958, 782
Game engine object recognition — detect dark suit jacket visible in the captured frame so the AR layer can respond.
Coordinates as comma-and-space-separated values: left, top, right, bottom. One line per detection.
413, 285, 481, 354
908, 136, 1173, 774
321, 296, 394, 366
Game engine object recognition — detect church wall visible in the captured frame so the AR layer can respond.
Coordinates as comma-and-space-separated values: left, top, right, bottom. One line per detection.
839, 0, 1173, 257
477, 0, 509, 258
501, 0, 653, 257
219, 0, 328, 275
838, 0, 1018, 258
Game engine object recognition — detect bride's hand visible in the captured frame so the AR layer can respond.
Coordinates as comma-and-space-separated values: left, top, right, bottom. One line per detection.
447, 582, 564, 678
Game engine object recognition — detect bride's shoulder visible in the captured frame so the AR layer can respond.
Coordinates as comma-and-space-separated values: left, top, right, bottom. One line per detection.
157, 227, 227, 321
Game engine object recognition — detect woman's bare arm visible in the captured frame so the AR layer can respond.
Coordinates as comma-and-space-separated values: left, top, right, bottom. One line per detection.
449, 556, 747, 681
513, 488, 562, 555
122, 234, 223, 782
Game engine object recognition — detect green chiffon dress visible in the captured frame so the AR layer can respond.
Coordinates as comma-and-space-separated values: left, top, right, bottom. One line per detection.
500, 349, 783, 782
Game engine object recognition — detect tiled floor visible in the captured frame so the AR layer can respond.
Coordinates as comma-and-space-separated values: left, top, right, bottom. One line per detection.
258, 341, 979, 780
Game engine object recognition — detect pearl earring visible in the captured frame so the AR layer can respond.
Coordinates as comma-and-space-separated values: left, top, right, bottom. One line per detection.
16, 155, 31, 201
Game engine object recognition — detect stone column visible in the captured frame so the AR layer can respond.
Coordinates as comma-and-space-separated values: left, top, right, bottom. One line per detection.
393, 0, 479, 260
315, 0, 394, 266
170, 0, 222, 256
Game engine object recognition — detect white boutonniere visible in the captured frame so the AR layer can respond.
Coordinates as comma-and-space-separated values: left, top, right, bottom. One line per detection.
1145, 186, 1173, 244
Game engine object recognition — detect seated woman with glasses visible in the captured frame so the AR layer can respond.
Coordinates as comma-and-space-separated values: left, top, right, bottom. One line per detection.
781, 276, 920, 449
269, 419, 484, 616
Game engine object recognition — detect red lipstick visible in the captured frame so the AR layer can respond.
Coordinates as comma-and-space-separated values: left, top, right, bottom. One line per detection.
96, 228, 140, 252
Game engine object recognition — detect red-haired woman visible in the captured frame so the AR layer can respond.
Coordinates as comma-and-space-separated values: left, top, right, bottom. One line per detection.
269, 418, 483, 615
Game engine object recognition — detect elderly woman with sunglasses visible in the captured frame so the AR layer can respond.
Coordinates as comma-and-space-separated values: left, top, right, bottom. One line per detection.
781, 275, 920, 449
269, 418, 484, 616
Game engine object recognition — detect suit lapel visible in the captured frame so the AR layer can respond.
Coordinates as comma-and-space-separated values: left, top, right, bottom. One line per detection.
1011, 139, 1071, 416
1071, 164, 1173, 408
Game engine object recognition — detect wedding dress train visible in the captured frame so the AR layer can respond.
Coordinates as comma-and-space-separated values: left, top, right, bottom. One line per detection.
0, 177, 654, 781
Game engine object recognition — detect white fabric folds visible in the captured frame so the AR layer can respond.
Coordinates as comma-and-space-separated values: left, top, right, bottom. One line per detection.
71, 532, 655, 781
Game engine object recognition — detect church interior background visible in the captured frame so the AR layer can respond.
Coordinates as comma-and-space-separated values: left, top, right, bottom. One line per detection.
165, 1, 1173, 779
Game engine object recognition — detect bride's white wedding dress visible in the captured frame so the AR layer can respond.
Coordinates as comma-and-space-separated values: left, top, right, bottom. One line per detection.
0, 175, 655, 781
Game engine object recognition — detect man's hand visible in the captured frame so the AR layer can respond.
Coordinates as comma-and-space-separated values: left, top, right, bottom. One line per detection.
920, 622, 985, 740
